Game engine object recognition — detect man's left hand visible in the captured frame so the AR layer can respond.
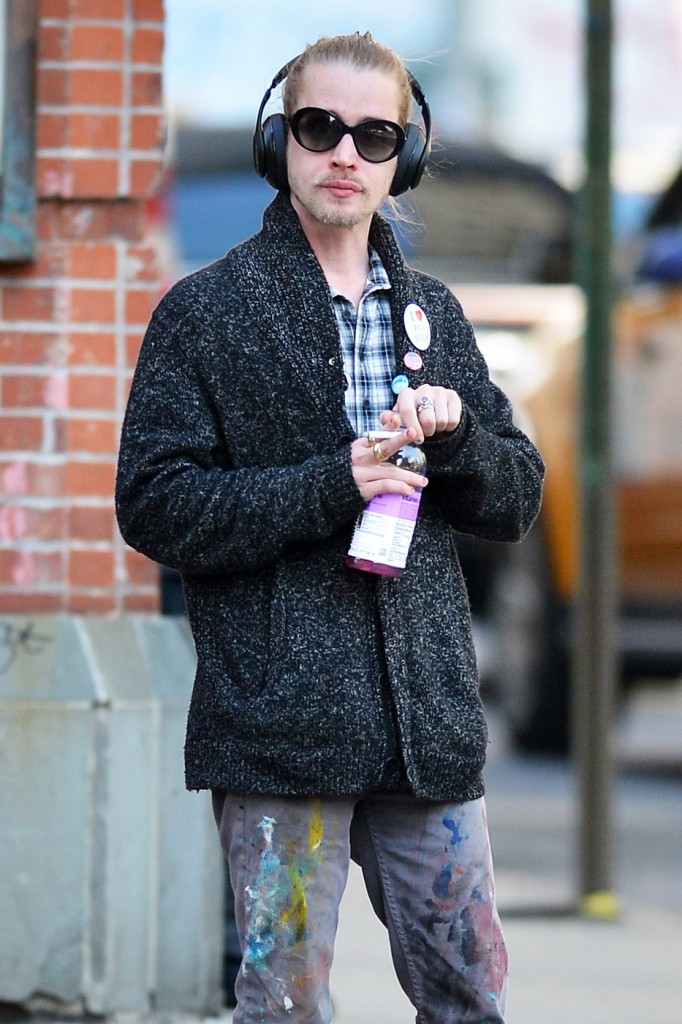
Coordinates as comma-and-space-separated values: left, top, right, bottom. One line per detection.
380, 386, 462, 443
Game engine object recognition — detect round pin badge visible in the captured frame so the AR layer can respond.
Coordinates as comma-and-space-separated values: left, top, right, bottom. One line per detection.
404, 350, 423, 371
391, 374, 409, 395
403, 303, 431, 351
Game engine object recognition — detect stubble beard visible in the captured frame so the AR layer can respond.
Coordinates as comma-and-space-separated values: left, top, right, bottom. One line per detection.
290, 175, 387, 230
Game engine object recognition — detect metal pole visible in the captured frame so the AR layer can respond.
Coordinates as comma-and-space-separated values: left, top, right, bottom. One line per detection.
574, 0, 619, 918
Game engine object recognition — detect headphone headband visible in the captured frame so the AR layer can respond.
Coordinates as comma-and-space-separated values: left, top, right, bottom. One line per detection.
253, 55, 432, 197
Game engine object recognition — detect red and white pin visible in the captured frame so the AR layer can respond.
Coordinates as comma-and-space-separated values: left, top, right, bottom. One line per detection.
403, 303, 431, 351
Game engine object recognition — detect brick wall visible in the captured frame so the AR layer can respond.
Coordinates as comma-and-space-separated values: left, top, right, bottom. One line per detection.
0, 0, 166, 614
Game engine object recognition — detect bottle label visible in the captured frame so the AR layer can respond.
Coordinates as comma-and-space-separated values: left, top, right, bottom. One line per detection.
347, 492, 422, 569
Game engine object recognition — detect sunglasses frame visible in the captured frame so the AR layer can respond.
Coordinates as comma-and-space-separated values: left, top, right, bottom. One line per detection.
288, 106, 406, 164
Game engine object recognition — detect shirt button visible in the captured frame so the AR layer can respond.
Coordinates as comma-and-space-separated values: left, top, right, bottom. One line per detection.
328, 356, 337, 366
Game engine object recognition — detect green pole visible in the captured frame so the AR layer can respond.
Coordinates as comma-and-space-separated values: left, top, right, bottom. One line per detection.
574, 0, 619, 918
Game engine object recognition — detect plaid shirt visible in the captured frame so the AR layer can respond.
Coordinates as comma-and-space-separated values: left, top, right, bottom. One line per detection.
331, 247, 394, 437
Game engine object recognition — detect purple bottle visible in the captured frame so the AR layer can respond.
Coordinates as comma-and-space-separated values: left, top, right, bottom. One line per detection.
346, 437, 427, 578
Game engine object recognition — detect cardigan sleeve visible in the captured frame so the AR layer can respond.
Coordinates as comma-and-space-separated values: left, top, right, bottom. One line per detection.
115, 299, 365, 577
419, 293, 545, 542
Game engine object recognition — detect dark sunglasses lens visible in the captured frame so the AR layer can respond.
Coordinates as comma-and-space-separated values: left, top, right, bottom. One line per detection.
294, 110, 342, 152
355, 122, 402, 162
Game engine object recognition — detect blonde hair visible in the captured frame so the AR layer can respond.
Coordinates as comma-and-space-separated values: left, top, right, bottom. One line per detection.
282, 32, 412, 126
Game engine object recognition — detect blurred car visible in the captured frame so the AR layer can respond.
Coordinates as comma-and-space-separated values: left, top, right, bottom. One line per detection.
448, 167, 682, 753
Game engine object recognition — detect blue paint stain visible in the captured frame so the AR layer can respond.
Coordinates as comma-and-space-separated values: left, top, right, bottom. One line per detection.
433, 863, 453, 900
443, 815, 469, 846
472, 885, 486, 903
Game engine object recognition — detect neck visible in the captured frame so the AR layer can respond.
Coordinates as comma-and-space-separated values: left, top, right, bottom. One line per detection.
291, 199, 372, 307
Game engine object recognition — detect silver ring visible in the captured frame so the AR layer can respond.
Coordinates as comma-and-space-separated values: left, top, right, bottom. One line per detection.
417, 395, 435, 415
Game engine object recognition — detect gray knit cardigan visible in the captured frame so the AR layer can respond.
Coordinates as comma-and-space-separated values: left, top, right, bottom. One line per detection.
116, 193, 544, 801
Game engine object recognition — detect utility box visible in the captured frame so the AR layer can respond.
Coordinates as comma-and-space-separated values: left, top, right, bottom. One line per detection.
0, 614, 223, 1016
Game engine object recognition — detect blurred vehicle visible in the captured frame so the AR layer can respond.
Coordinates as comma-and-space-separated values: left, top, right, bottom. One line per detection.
448, 167, 682, 753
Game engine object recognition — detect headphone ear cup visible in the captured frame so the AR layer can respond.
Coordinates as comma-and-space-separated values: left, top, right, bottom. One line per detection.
255, 112, 289, 191
390, 123, 429, 197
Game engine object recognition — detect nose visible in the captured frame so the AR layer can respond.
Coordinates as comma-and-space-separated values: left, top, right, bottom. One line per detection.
330, 131, 359, 166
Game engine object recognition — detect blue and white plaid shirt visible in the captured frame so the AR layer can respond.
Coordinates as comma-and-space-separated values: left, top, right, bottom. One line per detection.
331, 247, 395, 437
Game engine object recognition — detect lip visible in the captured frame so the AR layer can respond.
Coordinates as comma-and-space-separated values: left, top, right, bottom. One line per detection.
322, 179, 363, 197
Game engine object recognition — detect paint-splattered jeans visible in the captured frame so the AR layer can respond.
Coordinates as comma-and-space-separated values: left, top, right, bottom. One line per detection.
212, 790, 508, 1024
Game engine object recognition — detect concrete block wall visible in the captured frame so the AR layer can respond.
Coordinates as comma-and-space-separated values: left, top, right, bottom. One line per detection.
0, 0, 166, 615
0, 614, 224, 1015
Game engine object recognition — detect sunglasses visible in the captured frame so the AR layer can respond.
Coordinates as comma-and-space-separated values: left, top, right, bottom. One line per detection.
288, 107, 406, 164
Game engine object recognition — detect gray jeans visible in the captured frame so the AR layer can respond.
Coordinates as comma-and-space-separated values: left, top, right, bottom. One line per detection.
212, 790, 508, 1023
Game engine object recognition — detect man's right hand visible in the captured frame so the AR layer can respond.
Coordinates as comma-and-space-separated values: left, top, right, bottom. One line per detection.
350, 427, 428, 502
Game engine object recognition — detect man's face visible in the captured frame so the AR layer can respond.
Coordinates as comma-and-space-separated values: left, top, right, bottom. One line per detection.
286, 61, 403, 232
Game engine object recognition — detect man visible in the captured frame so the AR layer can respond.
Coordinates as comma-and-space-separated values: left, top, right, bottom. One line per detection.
116, 32, 544, 1024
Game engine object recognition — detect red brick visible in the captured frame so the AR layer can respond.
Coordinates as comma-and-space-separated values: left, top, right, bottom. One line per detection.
124, 244, 159, 282
124, 591, 159, 613
39, 24, 69, 62
3, 286, 56, 321
71, 68, 123, 106
125, 333, 144, 367
2, 374, 50, 408
56, 200, 145, 242
65, 460, 116, 497
69, 113, 121, 150
0, 333, 58, 366
132, 27, 163, 65
130, 113, 165, 150
72, 0, 125, 16
69, 373, 117, 411
71, 25, 124, 62
8, 244, 68, 280
37, 157, 74, 199
133, 0, 164, 20
70, 287, 116, 324
23, 462, 65, 498
0, 592, 64, 613
68, 592, 116, 614
40, 0, 71, 16
68, 505, 116, 542
67, 417, 118, 451
23, 506, 67, 542
130, 159, 163, 198
125, 548, 158, 585
0, 550, 63, 586
38, 113, 69, 150
68, 332, 117, 366
132, 70, 162, 106
38, 67, 70, 106
71, 157, 120, 198
69, 548, 114, 587
125, 287, 159, 325
0, 417, 43, 450
69, 242, 117, 280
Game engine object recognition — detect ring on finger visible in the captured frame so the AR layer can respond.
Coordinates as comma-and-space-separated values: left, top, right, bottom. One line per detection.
373, 441, 389, 464
417, 395, 435, 415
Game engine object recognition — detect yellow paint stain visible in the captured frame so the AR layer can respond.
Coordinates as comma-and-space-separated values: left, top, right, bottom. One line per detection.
309, 798, 324, 853
278, 801, 325, 945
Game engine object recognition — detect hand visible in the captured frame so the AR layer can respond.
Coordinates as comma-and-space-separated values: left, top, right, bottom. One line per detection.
380, 385, 462, 442
350, 427, 429, 502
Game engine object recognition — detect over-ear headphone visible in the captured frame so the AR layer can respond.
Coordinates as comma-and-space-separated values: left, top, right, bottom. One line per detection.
253, 57, 432, 197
